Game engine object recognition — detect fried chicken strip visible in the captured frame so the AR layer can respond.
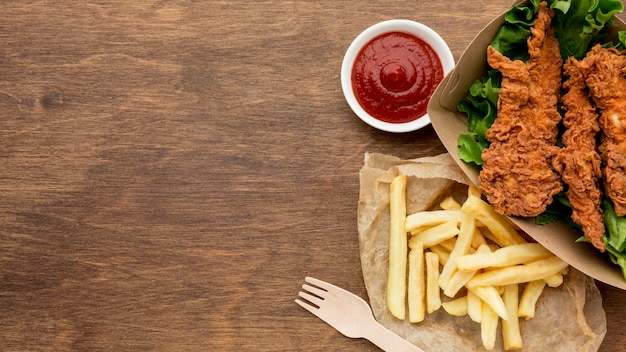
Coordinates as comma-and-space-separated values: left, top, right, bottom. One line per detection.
576, 45, 626, 217
553, 56, 605, 251
479, 2, 562, 217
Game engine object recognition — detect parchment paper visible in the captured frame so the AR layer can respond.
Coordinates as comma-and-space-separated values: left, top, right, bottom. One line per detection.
357, 152, 607, 352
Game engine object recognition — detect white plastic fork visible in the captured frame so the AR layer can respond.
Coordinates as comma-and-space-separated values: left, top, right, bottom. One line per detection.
295, 277, 424, 352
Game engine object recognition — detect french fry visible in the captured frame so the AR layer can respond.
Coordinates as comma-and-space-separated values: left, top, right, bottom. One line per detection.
455, 243, 554, 272
425, 251, 441, 313
467, 256, 569, 288
471, 228, 488, 249
481, 302, 499, 351
477, 227, 503, 248
461, 195, 526, 247
438, 237, 457, 253
467, 289, 482, 323
406, 209, 464, 233
439, 213, 476, 289
409, 221, 459, 249
442, 295, 468, 316
469, 286, 508, 321
384, 180, 570, 351
502, 284, 522, 350
444, 244, 491, 298
387, 175, 408, 320
429, 245, 450, 265
408, 242, 425, 323
440, 196, 462, 210
468, 184, 482, 199
543, 273, 564, 288
518, 280, 546, 319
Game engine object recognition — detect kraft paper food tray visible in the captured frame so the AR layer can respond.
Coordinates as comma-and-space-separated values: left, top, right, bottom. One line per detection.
428, 1, 626, 290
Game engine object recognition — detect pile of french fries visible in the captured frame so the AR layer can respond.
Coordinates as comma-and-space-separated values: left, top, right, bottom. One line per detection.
387, 175, 569, 351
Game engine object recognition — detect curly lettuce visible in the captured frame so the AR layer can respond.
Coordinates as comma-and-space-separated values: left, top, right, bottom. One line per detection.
457, 70, 500, 165
552, 0, 624, 58
576, 200, 626, 280
489, 1, 539, 61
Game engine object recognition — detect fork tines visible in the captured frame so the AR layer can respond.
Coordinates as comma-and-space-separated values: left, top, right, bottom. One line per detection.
295, 277, 328, 312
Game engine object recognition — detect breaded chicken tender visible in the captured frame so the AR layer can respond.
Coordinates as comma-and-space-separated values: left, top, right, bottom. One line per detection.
574, 45, 626, 218
553, 56, 605, 251
479, 2, 562, 217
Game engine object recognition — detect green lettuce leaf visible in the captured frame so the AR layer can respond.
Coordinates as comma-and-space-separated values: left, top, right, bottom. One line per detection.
536, 192, 579, 229
457, 132, 488, 165
616, 30, 626, 48
601, 200, 626, 280
490, 0, 542, 60
456, 70, 500, 166
603, 199, 626, 252
551, 0, 624, 59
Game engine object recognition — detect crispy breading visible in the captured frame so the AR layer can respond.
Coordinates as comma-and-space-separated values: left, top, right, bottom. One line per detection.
479, 2, 562, 217
575, 45, 626, 218
553, 56, 605, 251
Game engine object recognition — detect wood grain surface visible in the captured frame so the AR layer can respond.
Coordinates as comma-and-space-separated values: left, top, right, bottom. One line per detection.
0, 1, 623, 351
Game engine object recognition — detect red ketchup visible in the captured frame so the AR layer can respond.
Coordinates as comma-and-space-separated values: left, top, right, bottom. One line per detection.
351, 32, 444, 124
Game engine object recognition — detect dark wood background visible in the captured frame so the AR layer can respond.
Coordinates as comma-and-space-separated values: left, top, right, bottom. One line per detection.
0, 1, 623, 351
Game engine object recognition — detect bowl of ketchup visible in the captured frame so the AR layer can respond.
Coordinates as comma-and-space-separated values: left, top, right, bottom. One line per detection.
341, 19, 455, 133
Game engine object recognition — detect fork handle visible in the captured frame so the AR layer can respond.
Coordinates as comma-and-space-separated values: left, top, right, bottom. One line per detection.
365, 321, 425, 352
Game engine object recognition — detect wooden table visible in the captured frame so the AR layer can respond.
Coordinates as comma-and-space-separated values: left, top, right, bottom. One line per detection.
0, 1, 623, 351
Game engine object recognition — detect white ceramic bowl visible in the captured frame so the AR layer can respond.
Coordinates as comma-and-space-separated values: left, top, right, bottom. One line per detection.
341, 19, 455, 133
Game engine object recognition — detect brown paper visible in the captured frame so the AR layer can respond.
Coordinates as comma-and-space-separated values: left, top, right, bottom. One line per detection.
357, 152, 606, 352
427, 1, 626, 290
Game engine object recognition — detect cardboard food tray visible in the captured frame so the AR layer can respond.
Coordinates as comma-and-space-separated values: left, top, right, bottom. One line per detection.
428, 1, 626, 290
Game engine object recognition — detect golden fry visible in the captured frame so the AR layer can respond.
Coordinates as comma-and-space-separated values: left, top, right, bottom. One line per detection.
408, 243, 425, 323
467, 256, 569, 288
462, 195, 526, 246
409, 221, 460, 249
444, 244, 491, 298
471, 228, 488, 249
477, 227, 502, 247
440, 196, 462, 210
518, 280, 546, 319
442, 295, 468, 316
468, 184, 482, 199
384, 180, 569, 351
455, 243, 553, 272
467, 289, 483, 323
438, 237, 457, 252
502, 284, 522, 350
481, 302, 499, 351
439, 213, 476, 289
406, 210, 464, 233
543, 273, 564, 287
387, 175, 408, 320
425, 251, 441, 313
470, 286, 508, 321
429, 245, 450, 265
